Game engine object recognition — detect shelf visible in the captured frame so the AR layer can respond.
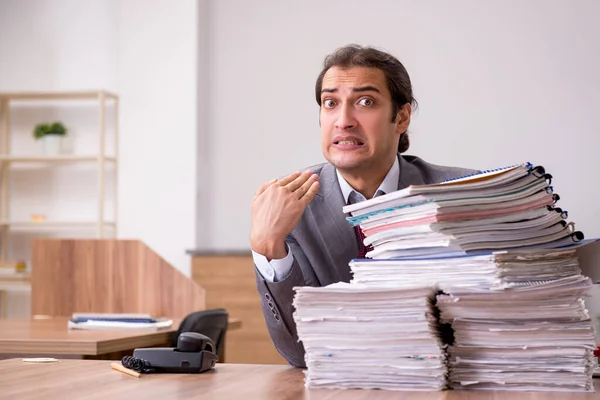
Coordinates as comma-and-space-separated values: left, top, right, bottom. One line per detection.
0, 90, 118, 101
0, 155, 116, 163
0, 272, 30, 283
0, 221, 116, 230
0, 284, 31, 291
0, 90, 119, 262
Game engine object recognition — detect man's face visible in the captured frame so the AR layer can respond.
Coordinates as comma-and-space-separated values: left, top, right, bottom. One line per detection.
320, 66, 410, 173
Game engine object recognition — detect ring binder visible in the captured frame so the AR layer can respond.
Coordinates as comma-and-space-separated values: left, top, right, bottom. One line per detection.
550, 206, 569, 219
438, 162, 549, 185
552, 194, 560, 203
531, 165, 546, 177
572, 231, 584, 241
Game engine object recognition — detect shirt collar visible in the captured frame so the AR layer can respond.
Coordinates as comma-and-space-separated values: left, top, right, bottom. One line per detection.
336, 157, 400, 204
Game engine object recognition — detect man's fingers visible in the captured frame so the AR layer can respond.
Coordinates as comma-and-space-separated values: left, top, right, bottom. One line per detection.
277, 171, 302, 187
285, 170, 312, 192
301, 180, 320, 205
295, 174, 318, 199
254, 178, 277, 199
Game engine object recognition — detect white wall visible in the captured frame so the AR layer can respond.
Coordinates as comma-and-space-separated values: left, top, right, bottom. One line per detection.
1, 0, 599, 275
0, 0, 118, 91
202, 0, 600, 249
0, 0, 198, 278
117, 0, 198, 276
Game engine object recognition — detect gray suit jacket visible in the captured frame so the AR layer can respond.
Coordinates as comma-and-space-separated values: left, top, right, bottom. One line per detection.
254, 154, 476, 368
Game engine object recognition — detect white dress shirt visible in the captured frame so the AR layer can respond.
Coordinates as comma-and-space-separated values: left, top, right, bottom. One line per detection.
252, 158, 400, 282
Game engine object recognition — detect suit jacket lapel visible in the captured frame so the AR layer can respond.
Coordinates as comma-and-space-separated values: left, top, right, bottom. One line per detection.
397, 153, 426, 190
310, 162, 358, 283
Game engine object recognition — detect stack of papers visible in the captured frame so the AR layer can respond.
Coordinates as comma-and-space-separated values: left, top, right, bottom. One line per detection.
343, 163, 583, 259
68, 313, 173, 331
350, 247, 583, 291
437, 274, 595, 391
349, 246, 596, 391
293, 283, 448, 390
293, 162, 597, 392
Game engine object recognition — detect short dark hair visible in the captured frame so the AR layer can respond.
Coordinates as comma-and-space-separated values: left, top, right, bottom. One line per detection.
315, 44, 417, 153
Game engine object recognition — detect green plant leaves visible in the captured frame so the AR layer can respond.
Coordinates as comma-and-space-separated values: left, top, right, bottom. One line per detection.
33, 122, 67, 139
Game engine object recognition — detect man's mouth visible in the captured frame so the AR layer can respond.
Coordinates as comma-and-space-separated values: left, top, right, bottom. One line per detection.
334, 140, 364, 145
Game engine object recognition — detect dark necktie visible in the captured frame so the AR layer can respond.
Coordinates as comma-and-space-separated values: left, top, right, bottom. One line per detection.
354, 224, 373, 259
347, 193, 377, 258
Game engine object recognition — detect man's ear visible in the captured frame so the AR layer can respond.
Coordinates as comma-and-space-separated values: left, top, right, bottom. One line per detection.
395, 103, 412, 134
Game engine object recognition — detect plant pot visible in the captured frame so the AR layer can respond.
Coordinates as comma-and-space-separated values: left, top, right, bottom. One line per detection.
42, 135, 62, 155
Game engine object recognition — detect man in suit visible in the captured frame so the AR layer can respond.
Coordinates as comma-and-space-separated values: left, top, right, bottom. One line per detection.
250, 44, 474, 368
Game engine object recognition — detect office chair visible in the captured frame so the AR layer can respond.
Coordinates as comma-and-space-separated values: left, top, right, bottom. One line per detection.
172, 309, 229, 361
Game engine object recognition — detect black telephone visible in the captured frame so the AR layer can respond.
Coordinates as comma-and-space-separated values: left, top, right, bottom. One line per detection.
121, 332, 218, 374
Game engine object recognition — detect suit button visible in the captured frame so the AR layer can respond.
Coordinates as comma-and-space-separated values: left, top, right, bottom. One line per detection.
268, 302, 273, 308
265, 294, 271, 301
274, 315, 280, 321
271, 308, 277, 315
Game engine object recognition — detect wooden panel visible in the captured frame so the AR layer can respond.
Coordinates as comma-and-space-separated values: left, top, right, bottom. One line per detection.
31, 239, 205, 318
1, 359, 598, 400
109, 241, 140, 313
192, 254, 287, 365
32, 240, 70, 315
73, 240, 112, 313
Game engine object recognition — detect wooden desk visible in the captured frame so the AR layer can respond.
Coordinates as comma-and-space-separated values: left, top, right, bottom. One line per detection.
0, 317, 241, 357
0, 359, 598, 400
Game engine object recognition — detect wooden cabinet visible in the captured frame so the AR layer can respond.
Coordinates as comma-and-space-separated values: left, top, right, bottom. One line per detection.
191, 253, 287, 365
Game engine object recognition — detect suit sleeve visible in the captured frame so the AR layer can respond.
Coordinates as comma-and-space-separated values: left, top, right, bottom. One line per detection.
254, 234, 318, 368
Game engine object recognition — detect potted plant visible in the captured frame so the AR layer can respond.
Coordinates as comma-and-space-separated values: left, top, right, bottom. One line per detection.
33, 122, 67, 155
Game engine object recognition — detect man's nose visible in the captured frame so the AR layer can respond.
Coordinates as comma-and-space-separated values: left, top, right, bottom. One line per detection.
334, 103, 357, 131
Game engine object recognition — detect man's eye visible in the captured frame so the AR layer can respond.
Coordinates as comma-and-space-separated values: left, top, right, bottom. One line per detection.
358, 98, 374, 107
323, 99, 336, 108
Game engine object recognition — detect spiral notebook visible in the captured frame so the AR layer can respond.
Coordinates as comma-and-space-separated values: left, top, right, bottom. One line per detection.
440, 162, 536, 184
343, 162, 545, 215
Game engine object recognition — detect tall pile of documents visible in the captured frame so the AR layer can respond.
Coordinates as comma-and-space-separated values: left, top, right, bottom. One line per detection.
293, 163, 596, 392
437, 257, 595, 391
293, 284, 448, 390
350, 248, 596, 391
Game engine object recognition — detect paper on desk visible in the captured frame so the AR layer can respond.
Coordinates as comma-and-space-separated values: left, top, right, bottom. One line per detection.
67, 318, 173, 331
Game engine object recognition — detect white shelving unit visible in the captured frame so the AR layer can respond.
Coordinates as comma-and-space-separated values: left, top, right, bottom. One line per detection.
0, 90, 119, 262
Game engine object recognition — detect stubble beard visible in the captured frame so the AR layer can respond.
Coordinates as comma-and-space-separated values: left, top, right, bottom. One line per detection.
326, 150, 377, 175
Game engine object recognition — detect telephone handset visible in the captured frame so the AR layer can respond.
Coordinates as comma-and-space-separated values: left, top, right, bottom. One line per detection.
121, 332, 218, 373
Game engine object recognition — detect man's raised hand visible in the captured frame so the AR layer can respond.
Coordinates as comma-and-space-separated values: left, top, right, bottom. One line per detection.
250, 170, 320, 260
